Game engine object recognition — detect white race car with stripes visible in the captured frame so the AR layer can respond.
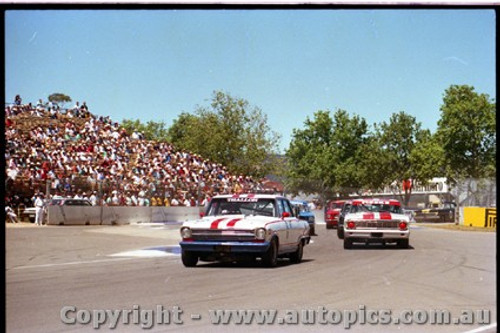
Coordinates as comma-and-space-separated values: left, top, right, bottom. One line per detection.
179, 193, 311, 267
342, 198, 411, 249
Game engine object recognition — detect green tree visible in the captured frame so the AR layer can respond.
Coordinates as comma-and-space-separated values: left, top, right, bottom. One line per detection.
48, 93, 72, 109
167, 91, 281, 178
285, 109, 370, 202
374, 111, 429, 206
410, 130, 446, 185
121, 119, 169, 142
285, 110, 336, 199
436, 85, 496, 184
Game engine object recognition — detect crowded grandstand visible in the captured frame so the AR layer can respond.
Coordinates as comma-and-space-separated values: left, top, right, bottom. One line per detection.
5, 95, 271, 214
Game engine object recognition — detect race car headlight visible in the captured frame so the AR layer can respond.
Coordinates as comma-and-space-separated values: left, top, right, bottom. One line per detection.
255, 228, 266, 240
180, 227, 192, 239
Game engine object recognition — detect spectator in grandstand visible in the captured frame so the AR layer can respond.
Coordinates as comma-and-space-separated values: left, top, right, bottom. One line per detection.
130, 191, 138, 206
170, 196, 180, 206
182, 196, 191, 207
15, 95, 22, 106
73, 189, 83, 199
89, 191, 98, 206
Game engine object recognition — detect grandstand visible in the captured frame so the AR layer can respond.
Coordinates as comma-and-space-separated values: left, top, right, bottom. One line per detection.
5, 98, 266, 210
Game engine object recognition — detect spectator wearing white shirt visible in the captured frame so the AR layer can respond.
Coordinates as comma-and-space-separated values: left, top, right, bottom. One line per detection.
34, 193, 45, 226
89, 191, 98, 206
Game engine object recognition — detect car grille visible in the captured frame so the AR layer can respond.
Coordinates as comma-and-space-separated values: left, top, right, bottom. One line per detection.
191, 229, 256, 242
355, 221, 400, 229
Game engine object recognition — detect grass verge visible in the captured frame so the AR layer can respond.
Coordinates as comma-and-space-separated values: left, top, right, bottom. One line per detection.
419, 223, 496, 232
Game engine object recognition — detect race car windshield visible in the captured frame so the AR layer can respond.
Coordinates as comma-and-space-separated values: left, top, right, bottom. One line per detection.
207, 198, 276, 217
329, 202, 343, 209
366, 204, 402, 214
352, 204, 372, 213
292, 203, 310, 213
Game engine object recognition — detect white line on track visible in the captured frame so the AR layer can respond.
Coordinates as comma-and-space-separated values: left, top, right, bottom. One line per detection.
109, 249, 178, 258
9, 257, 138, 270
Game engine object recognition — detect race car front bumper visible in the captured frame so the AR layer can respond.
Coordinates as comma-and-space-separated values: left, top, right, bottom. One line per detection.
179, 240, 271, 255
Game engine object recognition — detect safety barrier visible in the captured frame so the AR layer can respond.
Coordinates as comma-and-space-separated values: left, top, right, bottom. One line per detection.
463, 207, 497, 228
46, 206, 202, 225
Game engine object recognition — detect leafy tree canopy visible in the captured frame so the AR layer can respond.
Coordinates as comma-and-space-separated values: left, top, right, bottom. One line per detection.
436, 85, 496, 184
121, 119, 169, 142
167, 91, 281, 178
48, 93, 72, 108
285, 109, 371, 200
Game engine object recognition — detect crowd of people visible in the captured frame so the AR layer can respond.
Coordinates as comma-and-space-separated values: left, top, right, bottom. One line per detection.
5, 95, 270, 215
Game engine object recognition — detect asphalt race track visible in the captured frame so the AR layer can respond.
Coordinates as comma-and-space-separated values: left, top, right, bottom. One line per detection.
6, 221, 496, 333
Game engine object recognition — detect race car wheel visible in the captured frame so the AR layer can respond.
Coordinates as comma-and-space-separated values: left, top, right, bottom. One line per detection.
326, 224, 333, 229
397, 239, 409, 249
181, 250, 198, 267
309, 225, 316, 236
343, 238, 353, 249
262, 239, 278, 268
337, 228, 344, 239
289, 240, 303, 264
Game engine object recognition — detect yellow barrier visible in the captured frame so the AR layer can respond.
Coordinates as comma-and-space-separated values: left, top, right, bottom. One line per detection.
463, 207, 496, 228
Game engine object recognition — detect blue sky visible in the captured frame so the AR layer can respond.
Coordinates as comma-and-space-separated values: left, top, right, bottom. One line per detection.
5, 9, 496, 153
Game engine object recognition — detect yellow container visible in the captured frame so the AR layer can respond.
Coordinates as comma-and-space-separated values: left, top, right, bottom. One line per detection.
463, 207, 496, 228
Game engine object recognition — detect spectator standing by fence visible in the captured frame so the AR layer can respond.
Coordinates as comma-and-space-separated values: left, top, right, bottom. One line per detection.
34, 193, 45, 226
5, 206, 18, 223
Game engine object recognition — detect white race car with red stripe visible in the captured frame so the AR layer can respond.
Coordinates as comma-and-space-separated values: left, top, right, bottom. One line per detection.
179, 193, 311, 267
342, 198, 410, 249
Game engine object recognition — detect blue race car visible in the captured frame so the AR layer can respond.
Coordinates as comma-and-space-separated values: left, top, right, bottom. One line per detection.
290, 200, 316, 236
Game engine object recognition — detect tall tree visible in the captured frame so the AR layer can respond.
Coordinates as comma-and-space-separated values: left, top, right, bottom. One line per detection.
167, 91, 281, 178
410, 130, 446, 184
374, 111, 428, 206
436, 85, 496, 184
285, 110, 336, 199
285, 109, 370, 201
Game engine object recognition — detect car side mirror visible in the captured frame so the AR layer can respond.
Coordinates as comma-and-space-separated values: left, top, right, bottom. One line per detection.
282, 212, 290, 219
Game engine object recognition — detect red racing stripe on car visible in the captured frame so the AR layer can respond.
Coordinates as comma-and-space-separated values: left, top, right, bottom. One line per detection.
379, 212, 392, 220
363, 213, 375, 220
210, 218, 226, 229
264, 220, 282, 227
226, 218, 242, 227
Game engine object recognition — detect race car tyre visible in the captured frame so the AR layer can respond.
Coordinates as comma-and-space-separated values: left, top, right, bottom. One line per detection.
337, 228, 344, 239
397, 239, 409, 249
343, 238, 353, 249
289, 240, 303, 264
326, 224, 333, 230
181, 250, 198, 267
309, 225, 316, 236
262, 239, 278, 268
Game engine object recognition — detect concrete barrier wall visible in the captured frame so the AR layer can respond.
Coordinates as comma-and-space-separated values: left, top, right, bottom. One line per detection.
46, 206, 201, 225
48, 206, 102, 225
46, 207, 323, 226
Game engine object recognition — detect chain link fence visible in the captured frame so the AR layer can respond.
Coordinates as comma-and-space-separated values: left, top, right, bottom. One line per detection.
450, 178, 496, 224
